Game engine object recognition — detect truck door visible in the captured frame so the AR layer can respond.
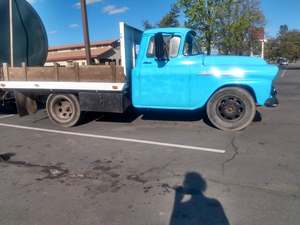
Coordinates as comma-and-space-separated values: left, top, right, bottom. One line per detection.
183, 32, 209, 109
135, 34, 190, 108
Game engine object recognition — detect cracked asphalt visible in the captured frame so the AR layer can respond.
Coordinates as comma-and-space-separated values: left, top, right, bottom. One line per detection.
0, 69, 299, 225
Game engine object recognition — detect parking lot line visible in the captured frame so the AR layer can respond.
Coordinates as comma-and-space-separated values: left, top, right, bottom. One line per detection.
0, 114, 15, 119
0, 122, 226, 154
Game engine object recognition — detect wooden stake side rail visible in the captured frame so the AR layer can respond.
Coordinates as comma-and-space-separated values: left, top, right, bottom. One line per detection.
0, 66, 3, 81
0, 64, 125, 83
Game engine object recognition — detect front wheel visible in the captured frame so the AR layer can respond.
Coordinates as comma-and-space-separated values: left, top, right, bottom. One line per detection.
206, 87, 256, 131
46, 94, 81, 127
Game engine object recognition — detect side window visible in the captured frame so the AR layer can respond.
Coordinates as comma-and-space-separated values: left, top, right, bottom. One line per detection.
146, 37, 155, 58
146, 35, 181, 58
135, 44, 140, 56
184, 33, 201, 56
168, 36, 181, 57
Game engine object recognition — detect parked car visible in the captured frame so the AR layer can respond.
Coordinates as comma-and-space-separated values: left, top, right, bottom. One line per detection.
277, 58, 289, 67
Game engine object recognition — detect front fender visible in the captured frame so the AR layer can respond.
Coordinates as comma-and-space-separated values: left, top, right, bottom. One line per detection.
211, 79, 273, 106
193, 80, 272, 109
191, 64, 279, 109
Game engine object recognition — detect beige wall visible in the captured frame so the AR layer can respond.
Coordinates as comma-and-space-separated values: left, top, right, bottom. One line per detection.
45, 60, 87, 67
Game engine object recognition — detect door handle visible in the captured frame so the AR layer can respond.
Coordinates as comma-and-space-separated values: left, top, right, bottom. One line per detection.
143, 61, 152, 64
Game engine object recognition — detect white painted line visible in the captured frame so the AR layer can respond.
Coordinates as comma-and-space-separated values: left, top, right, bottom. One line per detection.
0, 114, 15, 119
0, 122, 226, 154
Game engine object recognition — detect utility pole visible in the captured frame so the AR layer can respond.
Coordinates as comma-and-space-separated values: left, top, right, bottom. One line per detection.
261, 40, 265, 59
80, 0, 92, 65
261, 37, 267, 59
260, 34, 266, 59
9, 0, 14, 67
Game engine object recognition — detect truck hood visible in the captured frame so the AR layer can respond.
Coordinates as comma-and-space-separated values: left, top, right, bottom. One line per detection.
199, 55, 279, 80
204, 56, 267, 66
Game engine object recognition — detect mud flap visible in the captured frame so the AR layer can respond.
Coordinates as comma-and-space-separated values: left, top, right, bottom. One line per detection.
14, 91, 38, 116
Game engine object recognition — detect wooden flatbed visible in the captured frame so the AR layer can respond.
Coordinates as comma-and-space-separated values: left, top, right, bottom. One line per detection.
0, 63, 126, 83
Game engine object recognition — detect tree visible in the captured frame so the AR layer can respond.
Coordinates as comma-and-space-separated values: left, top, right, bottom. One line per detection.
279, 30, 300, 62
177, 0, 222, 55
265, 25, 300, 62
217, 0, 265, 55
143, 20, 155, 30
177, 0, 265, 55
278, 24, 288, 37
265, 38, 280, 61
143, 4, 180, 30
158, 4, 180, 28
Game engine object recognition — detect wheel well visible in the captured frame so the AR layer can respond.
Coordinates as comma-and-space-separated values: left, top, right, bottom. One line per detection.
210, 84, 257, 103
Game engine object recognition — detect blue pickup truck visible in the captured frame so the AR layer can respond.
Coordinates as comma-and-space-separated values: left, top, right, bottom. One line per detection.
0, 23, 279, 131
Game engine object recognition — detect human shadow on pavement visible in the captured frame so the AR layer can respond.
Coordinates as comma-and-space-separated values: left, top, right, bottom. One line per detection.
169, 172, 230, 225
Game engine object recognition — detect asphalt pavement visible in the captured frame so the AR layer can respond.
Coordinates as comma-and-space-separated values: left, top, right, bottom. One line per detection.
0, 69, 299, 225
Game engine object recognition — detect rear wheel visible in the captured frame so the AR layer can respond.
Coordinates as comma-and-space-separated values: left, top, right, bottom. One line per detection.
46, 94, 81, 127
206, 87, 256, 131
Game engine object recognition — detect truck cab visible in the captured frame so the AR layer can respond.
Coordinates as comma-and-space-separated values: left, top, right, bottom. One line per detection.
132, 28, 199, 109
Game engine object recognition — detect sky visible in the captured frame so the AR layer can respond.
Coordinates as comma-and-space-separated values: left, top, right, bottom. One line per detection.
27, 0, 300, 47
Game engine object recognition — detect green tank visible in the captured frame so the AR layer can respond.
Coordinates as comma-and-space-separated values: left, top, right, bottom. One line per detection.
0, 0, 48, 66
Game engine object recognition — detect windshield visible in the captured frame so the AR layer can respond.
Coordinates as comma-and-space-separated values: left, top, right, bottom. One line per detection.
183, 32, 202, 56
147, 35, 181, 58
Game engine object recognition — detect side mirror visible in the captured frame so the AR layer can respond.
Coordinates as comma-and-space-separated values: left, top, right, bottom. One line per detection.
154, 32, 167, 61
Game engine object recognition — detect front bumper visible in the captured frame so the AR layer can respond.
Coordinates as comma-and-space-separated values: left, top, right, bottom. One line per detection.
265, 87, 279, 107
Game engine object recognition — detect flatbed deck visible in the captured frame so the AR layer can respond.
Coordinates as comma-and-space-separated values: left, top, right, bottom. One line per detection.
0, 63, 125, 83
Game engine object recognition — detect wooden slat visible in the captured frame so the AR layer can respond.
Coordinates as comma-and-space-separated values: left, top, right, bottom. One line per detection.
8, 67, 26, 81
111, 63, 117, 82
116, 67, 126, 82
57, 67, 77, 81
0, 66, 3, 81
74, 63, 80, 81
26, 67, 57, 81
3, 63, 9, 81
79, 65, 117, 82
22, 63, 27, 81
54, 64, 59, 81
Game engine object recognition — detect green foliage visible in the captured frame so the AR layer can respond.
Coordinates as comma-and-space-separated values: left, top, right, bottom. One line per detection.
278, 25, 288, 37
281, 31, 300, 62
177, 0, 221, 55
177, 0, 265, 55
143, 20, 155, 30
266, 26, 300, 62
217, 0, 265, 55
158, 4, 180, 28
265, 38, 280, 61
142, 4, 180, 30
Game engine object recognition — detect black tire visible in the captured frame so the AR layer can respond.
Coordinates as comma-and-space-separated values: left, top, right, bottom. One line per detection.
206, 87, 256, 131
46, 94, 81, 127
